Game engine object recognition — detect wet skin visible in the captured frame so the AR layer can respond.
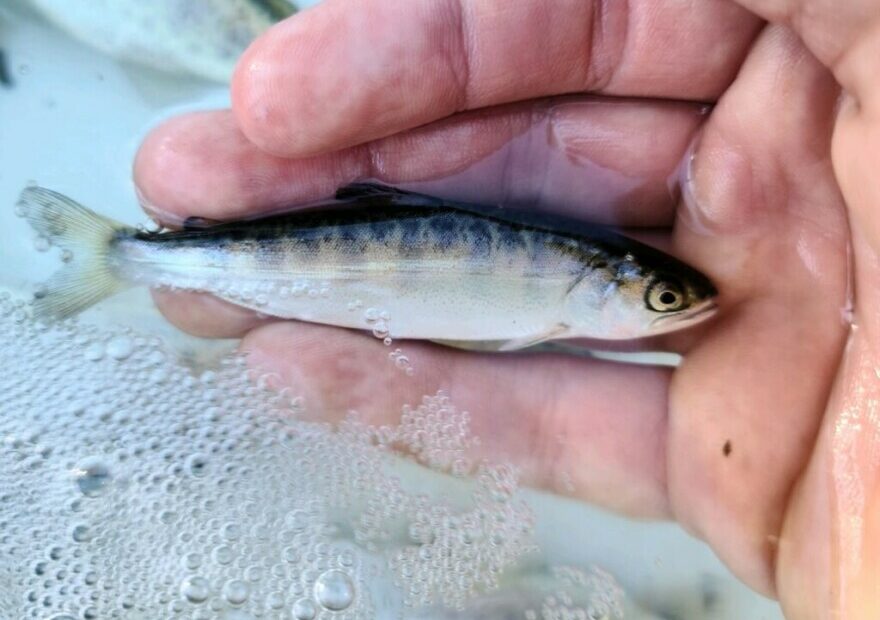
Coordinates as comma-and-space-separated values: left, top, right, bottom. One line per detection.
133, 1, 880, 617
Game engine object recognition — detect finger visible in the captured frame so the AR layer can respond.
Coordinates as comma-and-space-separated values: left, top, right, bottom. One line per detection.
150, 289, 269, 338
668, 26, 849, 599
240, 321, 673, 519
748, 0, 880, 615
789, 226, 880, 618
134, 98, 706, 226
779, 326, 875, 620
732, 0, 875, 78
232, 0, 761, 156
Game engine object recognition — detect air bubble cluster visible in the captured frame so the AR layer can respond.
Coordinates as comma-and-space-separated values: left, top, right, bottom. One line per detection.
0, 292, 624, 619
525, 567, 626, 620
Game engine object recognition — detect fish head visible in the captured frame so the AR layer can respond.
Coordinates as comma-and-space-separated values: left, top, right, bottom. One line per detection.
637, 269, 719, 336
564, 252, 718, 340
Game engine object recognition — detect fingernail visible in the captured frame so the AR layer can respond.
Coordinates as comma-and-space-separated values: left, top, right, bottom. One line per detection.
679, 134, 757, 235
133, 184, 186, 228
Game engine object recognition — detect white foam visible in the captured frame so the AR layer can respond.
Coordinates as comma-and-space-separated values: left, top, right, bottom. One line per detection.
0, 294, 630, 619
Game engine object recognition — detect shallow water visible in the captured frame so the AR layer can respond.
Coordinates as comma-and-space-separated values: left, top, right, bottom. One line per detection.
0, 3, 784, 619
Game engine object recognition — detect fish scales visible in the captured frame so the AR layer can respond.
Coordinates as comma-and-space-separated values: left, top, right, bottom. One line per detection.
129, 208, 589, 278
18, 183, 719, 347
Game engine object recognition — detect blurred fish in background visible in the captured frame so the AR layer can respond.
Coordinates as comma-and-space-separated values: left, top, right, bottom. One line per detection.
16, 0, 296, 82
0, 12, 11, 87
0, 47, 10, 87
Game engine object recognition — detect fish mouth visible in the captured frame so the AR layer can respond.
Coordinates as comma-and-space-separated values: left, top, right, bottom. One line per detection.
650, 299, 719, 334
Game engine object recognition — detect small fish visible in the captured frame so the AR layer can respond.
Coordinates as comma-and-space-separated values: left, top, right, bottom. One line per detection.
0, 48, 12, 88
24, 0, 296, 82
17, 183, 718, 350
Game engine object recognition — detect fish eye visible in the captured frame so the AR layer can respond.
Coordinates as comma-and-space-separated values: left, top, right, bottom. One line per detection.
646, 279, 687, 312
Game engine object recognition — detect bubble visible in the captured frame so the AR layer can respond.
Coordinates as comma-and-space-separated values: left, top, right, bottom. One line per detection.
185, 453, 208, 477
337, 550, 356, 568
282, 546, 300, 563
83, 343, 104, 362
265, 591, 285, 609
182, 552, 202, 570
223, 579, 249, 605
222, 523, 241, 540
180, 576, 210, 604
105, 336, 134, 360
220, 611, 255, 620
33, 235, 51, 252
389, 349, 413, 376
71, 458, 112, 497
291, 598, 317, 620
212, 545, 233, 565
314, 569, 354, 611
70, 524, 91, 543
0, 295, 549, 618
371, 321, 390, 340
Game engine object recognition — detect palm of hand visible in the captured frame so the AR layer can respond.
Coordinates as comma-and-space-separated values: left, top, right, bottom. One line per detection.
133, 1, 880, 616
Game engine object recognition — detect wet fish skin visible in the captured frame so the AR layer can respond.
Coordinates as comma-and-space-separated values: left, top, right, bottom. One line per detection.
18, 183, 718, 348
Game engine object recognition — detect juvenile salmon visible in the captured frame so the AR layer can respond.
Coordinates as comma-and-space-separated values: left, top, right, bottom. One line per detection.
18, 183, 718, 349
24, 0, 296, 82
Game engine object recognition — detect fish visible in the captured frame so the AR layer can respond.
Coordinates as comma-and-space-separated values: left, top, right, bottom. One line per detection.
16, 183, 718, 350
23, 0, 296, 82
0, 48, 12, 88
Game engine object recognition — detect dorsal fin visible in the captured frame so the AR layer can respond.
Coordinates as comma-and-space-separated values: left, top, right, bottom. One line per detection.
183, 216, 223, 230
333, 182, 606, 236
329, 183, 664, 261
334, 182, 442, 207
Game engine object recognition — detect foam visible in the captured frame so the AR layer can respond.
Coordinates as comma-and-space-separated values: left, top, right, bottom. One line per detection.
0, 293, 623, 619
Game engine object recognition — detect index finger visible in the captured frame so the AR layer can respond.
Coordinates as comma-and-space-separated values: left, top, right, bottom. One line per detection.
232, 0, 762, 157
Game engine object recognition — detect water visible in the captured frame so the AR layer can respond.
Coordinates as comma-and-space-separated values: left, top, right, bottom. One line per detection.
0, 294, 604, 618
0, 3, 784, 619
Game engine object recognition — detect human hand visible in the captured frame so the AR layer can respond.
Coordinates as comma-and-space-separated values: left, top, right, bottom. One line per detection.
133, 1, 880, 616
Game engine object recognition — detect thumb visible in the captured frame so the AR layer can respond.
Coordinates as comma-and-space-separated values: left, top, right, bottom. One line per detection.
732, 2, 880, 617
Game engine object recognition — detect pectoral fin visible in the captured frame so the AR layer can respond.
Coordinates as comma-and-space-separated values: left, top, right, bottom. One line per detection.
432, 324, 571, 353
430, 339, 511, 352
496, 324, 571, 351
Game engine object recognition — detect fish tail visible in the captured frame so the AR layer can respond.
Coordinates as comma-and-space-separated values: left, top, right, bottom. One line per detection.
17, 186, 131, 320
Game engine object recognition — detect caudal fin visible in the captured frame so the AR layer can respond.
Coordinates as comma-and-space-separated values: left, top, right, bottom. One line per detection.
17, 186, 132, 320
